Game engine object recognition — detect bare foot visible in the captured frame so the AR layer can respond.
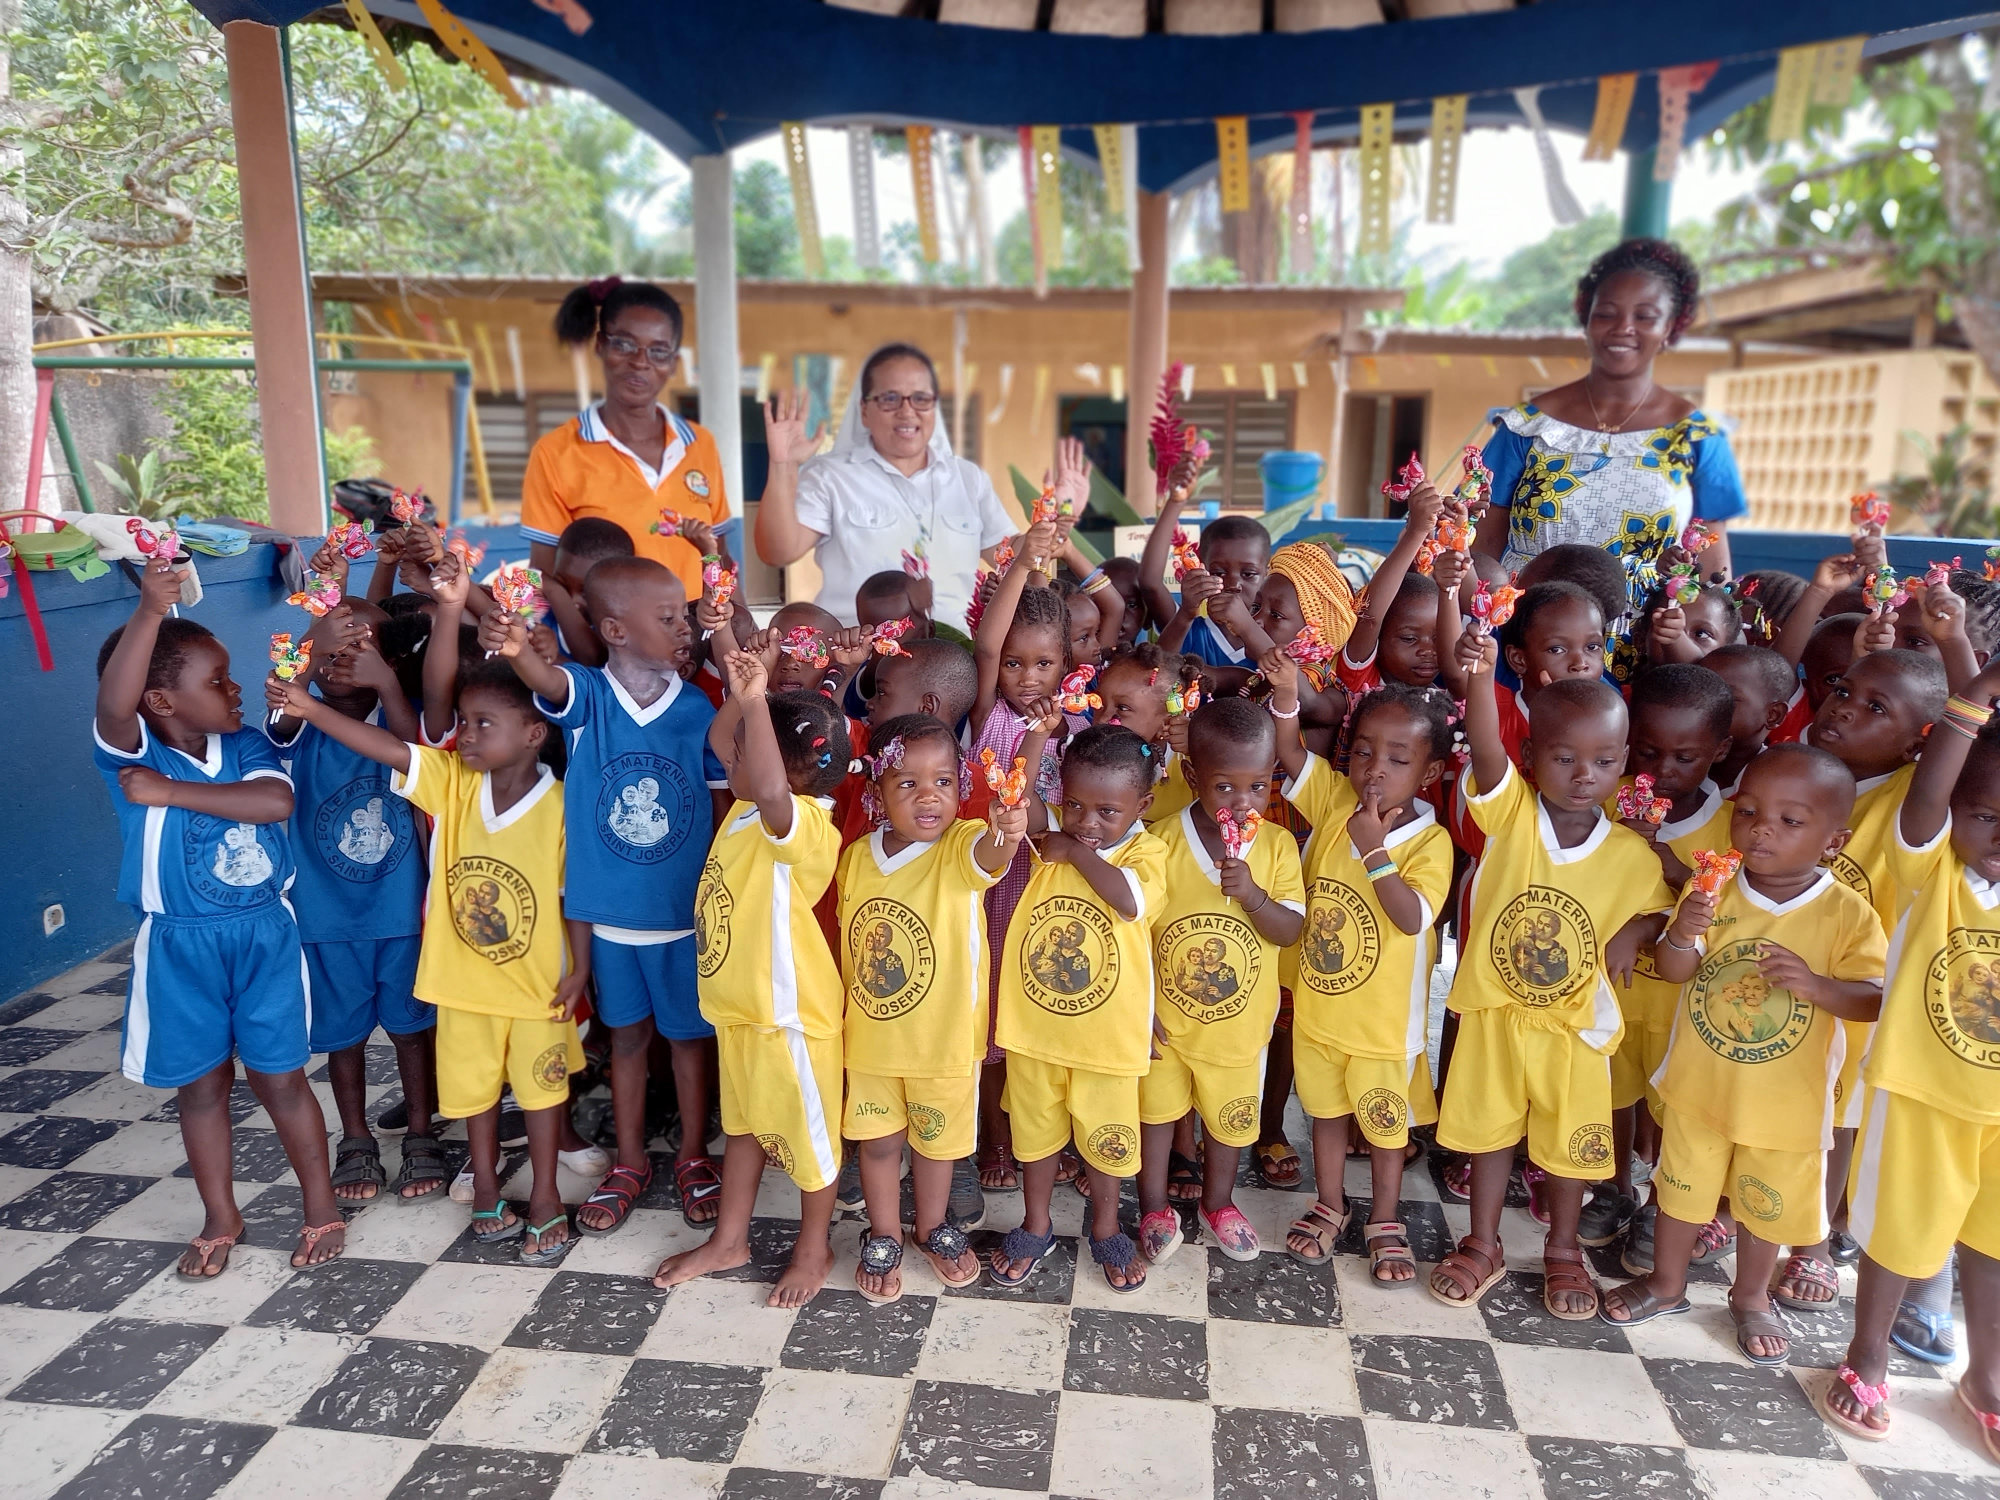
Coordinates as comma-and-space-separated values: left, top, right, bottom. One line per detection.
653, 1234, 750, 1289
770, 1234, 833, 1308
291, 1219, 346, 1267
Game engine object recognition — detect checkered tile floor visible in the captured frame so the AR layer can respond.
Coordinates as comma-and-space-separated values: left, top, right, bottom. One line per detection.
1, 947, 1995, 1500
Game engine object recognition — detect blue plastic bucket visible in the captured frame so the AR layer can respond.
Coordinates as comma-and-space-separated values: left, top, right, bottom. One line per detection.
1259, 450, 1324, 511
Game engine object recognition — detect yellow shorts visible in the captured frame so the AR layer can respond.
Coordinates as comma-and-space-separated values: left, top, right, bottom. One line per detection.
1833, 1018, 1874, 1130
1138, 1045, 1263, 1147
844, 1070, 977, 1160
1293, 1038, 1438, 1149
1849, 1086, 2000, 1278
435, 1008, 581, 1119
718, 1023, 843, 1193
1654, 1106, 1826, 1247
1003, 1053, 1141, 1177
1436, 1008, 1615, 1180
1610, 1025, 1669, 1116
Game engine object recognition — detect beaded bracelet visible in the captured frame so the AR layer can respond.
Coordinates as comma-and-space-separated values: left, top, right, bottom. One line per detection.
1270, 701, 1301, 720
1365, 861, 1398, 881
1946, 694, 1994, 726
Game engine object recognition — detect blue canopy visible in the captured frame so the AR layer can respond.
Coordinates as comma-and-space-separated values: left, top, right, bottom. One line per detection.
188, 0, 1999, 189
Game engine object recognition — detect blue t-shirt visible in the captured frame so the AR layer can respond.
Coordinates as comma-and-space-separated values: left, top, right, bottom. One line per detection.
270, 708, 425, 944
539, 665, 726, 929
93, 723, 295, 918
1179, 614, 1249, 668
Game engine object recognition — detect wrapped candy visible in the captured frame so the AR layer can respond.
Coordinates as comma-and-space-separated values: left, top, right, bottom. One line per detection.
979, 748, 1029, 807
1170, 528, 1203, 583
287, 571, 342, 617
1029, 486, 1071, 527
1435, 515, 1474, 555
901, 540, 929, 579
1924, 556, 1963, 590
1852, 492, 1891, 531
1663, 572, 1704, 607
326, 519, 374, 560
444, 532, 485, 571
651, 507, 684, 537
1467, 581, 1524, 635
992, 539, 1016, 576
1679, 522, 1719, 555
964, 567, 999, 636
1690, 848, 1743, 897
1865, 564, 1908, 613
490, 562, 547, 625
1617, 773, 1671, 827
1380, 453, 1425, 507
125, 517, 181, 561
1057, 664, 1102, 715
870, 615, 914, 657
703, 555, 738, 608
1165, 678, 1203, 716
1283, 624, 1338, 665
780, 626, 831, 669
1411, 534, 1443, 577
1455, 445, 1493, 515
388, 488, 426, 526
269, 632, 313, 681
1215, 806, 1263, 861
1986, 545, 2000, 584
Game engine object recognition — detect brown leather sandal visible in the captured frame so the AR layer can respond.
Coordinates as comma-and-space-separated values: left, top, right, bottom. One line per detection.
1427, 1233, 1505, 1308
1541, 1243, 1600, 1321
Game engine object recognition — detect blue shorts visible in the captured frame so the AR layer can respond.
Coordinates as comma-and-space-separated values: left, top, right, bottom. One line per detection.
591, 933, 711, 1040
124, 905, 310, 1088
303, 936, 431, 1053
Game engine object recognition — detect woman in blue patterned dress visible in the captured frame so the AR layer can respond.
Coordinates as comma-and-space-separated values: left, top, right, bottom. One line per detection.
1471, 239, 1747, 586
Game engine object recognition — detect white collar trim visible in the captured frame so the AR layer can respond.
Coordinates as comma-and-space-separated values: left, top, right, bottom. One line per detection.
607, 666, 682, 725
480, 763, 557, 834
1538, 795, 1610, 863
1738, 867, 1835, 916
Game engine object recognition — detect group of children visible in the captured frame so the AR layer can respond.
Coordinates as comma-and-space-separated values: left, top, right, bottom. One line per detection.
91, 407, 2000, 1464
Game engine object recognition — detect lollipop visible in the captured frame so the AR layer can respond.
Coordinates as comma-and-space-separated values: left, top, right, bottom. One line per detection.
702, 555, 738, 611
1924, 556, 1963, 590
125, 517, 181, 561
444, 532, 485, 571
1485, 583, 1523, 626
651, 507, 684, 537
1029, 486, 1070, 527
287, 571, 342, 617
1165, 678, 1203, 716
780, 626, 831, 669
992, 538, 1016, 576
1057, 664, 1102, 715
269, 632, 312, 681
326, 518, 374, 560
978, 748, 1030, 844
1435, 515, 1474, 555
1170, 528, 1203, 583
1412, 534, 1443, 577
1215, 806, 1263, 861
1455, 445, 1493, 515
1381, 453, 1425, 507
870, 615, 914, 657
490, 562, 546, 624
1679, 522, 1719, 555
1987, 545, 2000, 583
1690, 848, 1742, 897
1865, 563, 1908, 613
1852, 492, 1891, 531
388, 488, 426, 525
1663, 572, 1704, 607
1616, 773, 1671, 827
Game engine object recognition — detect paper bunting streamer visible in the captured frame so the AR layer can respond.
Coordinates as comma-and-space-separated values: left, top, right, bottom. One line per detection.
1292, 362, 1309, 387
1768, 45, 1817, 143
1216, 116, 1251, 214
340, 0, 408, 90
1018, 128, 1046, 297
781, 123, 824, 278
1179, 364, 1195, 401
988, 364, 1013, 425
1093, 124, 1142, 272
472, 323, 500, 395
1582, 73, 1636, 161
907, 124, 940, 265
1814, 35, 1866, 105
1221, 364, 1239, 388
1109, 365, 1125, 403
1289, 112, 1315, 275
528, 0, 592, 33
1260, 364, 1278, 402
1356, 103, 1394, 258
413, 0, 524, 107
1654, 62, 1718, 181
1426, 95, 1466, 224
1512, 88, 1583, 225
849, 126, 880, 270
1030, 126, 1063, 273
505, 326, 526, 401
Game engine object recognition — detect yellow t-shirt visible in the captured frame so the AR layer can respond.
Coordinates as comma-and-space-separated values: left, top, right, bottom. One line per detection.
393, 747, 568, 1021
1615, 780, 1735, 1037
1285, 754, 1454, 1062
1451, 763, 1676, 1051
1826, 762, 1916, 931
695, 796, 842, 1038
836, 820, 1002, 1079
1655, 870, 1886, 1151
1143, 752, 1196, 827
1869, 813, 2000, 1125
996, 825, 1169, 1077
1149, 808, 1305, 1067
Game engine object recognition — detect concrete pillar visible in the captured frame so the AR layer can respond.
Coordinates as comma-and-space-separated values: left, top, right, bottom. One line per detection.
223, 22, 324, 536
1124, 189, 1171, 518
691, 153, 744, 531
1621, 148, 1672, 241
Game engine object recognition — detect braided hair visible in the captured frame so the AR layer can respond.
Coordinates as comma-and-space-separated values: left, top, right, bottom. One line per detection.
1008, 583, 1072, 667
1945, 570, 2000, 657
1345, 680, 1458, 764
1733, 568, 1810, 647
769, 690, 850, 797
1574, 238, 1701, 344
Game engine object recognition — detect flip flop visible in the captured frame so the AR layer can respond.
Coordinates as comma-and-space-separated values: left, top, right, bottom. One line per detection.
1956, 1381, 2000, 1465
518, 1213, 573, 1266
177, 1228, 241, 1280
1815, 1363, 1891, 1442
988, 1226, 1057, 1290
1089, 1230, 1147, 1294
1254, 1140, 1305, 1190
1890, 1301, 1958, 1366
1772, 1251, 1840, 1311
1730, 1301, 1793, 1366
856, 1231, 904, 1305
471, 1207, 524, 1244
915, 1223, 980, 1289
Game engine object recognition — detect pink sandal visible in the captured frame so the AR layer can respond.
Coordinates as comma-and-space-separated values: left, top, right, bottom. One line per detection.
1957, 1382, 2000, 1464
1815, 1363, 1890, 1442
1200, 1204, 1259, 1262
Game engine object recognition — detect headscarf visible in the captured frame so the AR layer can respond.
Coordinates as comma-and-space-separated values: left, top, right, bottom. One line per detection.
1269, 541, 1359, 654
826, 373, 959, 470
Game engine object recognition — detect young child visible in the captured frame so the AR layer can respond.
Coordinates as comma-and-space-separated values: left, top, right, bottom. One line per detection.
1639, 582, 1741, 667
543, 516, 636, 667
1337, 480, 1444, 697
768, 600, 850, 696
95, 560, 344, 1277
1149, 513, 1272, 670
1822, 661, 2000, 1452
1431, 633, 1674, 1318
1275, 675, 1454, 1284
1704, 644, 1800, 793
868, 638, 979, 730
840, 714, 1027, 1302
267, 591, 443, 1204
653, 663, 851, 1307
856, 569, 932, 639
990, 724, 1166, 1292
268, 609, 583, 1266
1602, 743, 1884, 1367
1136, 699, 1304, 1264
1101, 555, 1151, 651
488, 556, 729, 1235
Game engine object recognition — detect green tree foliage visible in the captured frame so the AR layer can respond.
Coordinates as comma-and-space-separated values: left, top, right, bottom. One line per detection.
1475, 210, 1621, 329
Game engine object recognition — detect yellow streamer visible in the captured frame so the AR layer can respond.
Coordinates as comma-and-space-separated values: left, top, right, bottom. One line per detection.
1480, 355, 1498, 376
1356, 104, 1394, 258
1215, 116, 1251, 214
1109, 364, 1125, 403
1581, 73, 1635, 161
1260, 363, 1278, 402
1426, 95, 1466, 225
473, 323, 501, 396
1221, 364, 1239, 388
1360, 356, 1380, 386
757, 354, 777, 404
907, 125, 939, 264
1092, 125, 1127, 221
340, 0, 408, 91
1292, 362, 1309, 388
781, 123, 824, 278
1813, 35, 1866, 107
1768, 45, 1817, 144
1030, 126, 1063, 272
413, 0, 525, 107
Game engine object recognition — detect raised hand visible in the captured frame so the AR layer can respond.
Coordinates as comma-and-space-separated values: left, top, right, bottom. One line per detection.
479, 609, 524, 659
725, 647, 769, 701
1456, 628, 1496, 677
137, 557, 186, 617
1052, 435, 1092, 512
264, 673, 317, 722
764, 389, 826, 466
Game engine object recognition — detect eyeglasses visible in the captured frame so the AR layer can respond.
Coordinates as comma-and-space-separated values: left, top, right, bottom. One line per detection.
602, 333, 678, 366
865, 391, 938, 413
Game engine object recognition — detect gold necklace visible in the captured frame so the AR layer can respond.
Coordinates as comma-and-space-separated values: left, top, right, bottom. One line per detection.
1583, 377, 1653, 454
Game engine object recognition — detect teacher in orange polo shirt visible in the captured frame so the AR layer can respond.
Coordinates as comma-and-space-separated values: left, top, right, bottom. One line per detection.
521, 278, 729, 598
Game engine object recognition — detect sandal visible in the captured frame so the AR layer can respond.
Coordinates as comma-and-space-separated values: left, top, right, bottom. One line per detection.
518, 1212, 573, 1266
1440, 1159, 1472, 1203
578, 1162, 654, 1237
1541, 1243, 1599, 1321
1363, 1220, 1416, 1285
1285, 1200, 1349, 1266
291, 1219, 347, 1268
1428, 1234, 1506, 1308
1890, 1302, 1958, 1366
177, 1228, 241, 1280
471, 1206, 524, 1243
1201, 1203, 1260, 1262
1090, 1230, 1147, 1293
390, 1137, 448, 1203
856, 1231, 904, 1305
1730, 1299, 1792, 1366
976, 1139, 1019, 1192
331, 1135, 385, 1202
1254, 1140, 1305, 1191
1138, 1209, 1184, 1265
1955, 1381, 2000, 1464
1815, 1363, 1891, 1442
1597, 1276, 1691, 1326
1772, 1251, 1840, 1310
988, 1225, 1058, 1290
674, 1156, 723, 1229
1690, 1216, 1736, 1265
1521, 1164, 1551, 1227
1054, 1148, 1084, 1186
915, 1223, 979, 1289
1166, 1151, 1203, 1204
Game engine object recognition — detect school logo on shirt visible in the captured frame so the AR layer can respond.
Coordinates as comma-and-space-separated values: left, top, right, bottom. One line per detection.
847, 898, 935, 1020
758, 1134, 794, 1173
1020, 895, 1119, 1015
1735, 1174, 1784, 1223
1687, 939, 1815, 1064
906, 1102, 947, 1144
1926, 927, 2000, 1068
186, 816, 276, 907
446, 855, 536, 965
694, 856, 732, 978
1301, 879, 1380, 995
1824, 851, 1873, 908
685, 470, 709, 498
1567, 1122, 1614, 1170
532, 1044, 570, 1091
1157, 913, 1258, 1023
313, 784, 411, 883
1084, 1122, 1137, 1169
1491, 887, 1597, 1005
1218, 1096, 1258, 1137
597, 754, 696, 864
1357, 1088, 1407, 1140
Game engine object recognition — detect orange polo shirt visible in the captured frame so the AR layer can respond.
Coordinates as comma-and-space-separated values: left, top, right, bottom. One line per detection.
520, 403, 731, 599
